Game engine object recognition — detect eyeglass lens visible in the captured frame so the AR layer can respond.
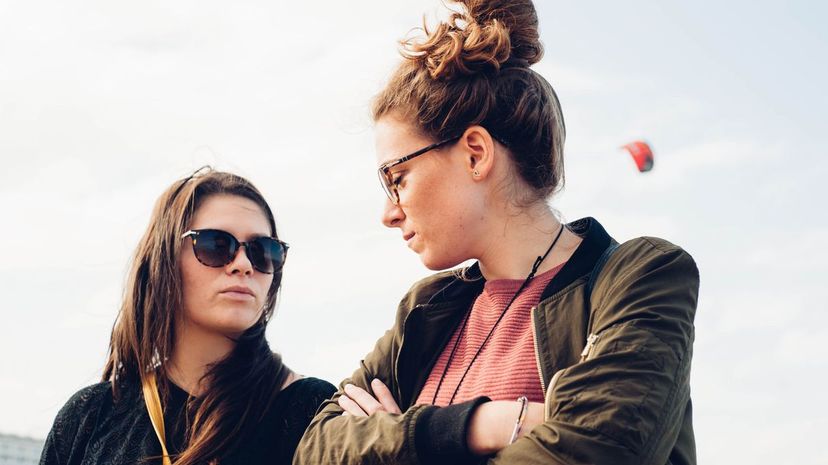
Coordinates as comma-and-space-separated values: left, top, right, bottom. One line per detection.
191, 229, 285, 273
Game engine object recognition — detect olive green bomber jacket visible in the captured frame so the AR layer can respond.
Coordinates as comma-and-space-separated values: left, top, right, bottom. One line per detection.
294, 218, 699, 465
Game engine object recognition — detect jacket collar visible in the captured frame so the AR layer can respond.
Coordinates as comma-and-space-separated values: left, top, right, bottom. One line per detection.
420, 217, 613, 308
397, 217, 614, 406
539, 216, 613, 300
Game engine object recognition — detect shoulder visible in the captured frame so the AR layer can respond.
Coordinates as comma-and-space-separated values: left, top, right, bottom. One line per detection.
245, 377, 336, 464
55, 381, 114, 421
49, 379, 143, 437
258, 377, 335, 434
597, 235, 700, 297
609, 236, 699, 283
621, 236, 694, 256
278, 377, 336, 408
41, 381, 115, 462
592, 236, 700, 353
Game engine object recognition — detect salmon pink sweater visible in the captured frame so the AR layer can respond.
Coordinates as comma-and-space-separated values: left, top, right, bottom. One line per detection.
416, 263, 565, 406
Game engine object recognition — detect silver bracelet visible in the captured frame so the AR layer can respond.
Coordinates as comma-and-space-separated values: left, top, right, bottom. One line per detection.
508, 396, 529, 445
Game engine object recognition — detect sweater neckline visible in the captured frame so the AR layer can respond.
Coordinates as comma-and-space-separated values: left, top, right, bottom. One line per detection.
483, 262, 566, 295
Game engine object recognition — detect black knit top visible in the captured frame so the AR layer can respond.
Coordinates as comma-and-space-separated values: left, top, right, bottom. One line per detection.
39, 377, 336, 465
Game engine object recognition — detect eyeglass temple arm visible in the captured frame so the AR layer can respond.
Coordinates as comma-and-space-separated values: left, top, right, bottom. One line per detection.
380, 136, 460, 172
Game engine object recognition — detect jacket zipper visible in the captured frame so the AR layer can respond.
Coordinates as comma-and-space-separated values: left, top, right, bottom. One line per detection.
540, 334, 601, 422
395, 305, 420, 404
531, 306, 550, 419
579, 333, 600, 362
530, 306, 546, 391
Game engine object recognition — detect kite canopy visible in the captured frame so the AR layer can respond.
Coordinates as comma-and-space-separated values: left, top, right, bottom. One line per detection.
622, 141, 654, 172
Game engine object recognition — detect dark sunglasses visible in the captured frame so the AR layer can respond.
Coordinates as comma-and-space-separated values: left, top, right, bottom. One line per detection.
181, 229, 288, 274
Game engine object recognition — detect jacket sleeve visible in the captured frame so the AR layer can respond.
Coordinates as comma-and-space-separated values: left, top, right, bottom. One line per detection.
292, 314, 428, 465
293, 291, 489, 465
488, 237, 699, 465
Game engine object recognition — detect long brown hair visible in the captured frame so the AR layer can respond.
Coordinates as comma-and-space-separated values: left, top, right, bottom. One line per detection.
373, 0, 566, 201
103, 167, 290, 465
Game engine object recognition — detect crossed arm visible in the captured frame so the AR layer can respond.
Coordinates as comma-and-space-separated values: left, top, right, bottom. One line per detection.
338, 378, 545, 456
296, 240, 699, 465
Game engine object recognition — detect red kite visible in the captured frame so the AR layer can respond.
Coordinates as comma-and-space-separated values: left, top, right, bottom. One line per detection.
621, 141, 654, 172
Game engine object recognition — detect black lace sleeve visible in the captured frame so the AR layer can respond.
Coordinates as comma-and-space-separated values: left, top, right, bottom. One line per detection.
39, 377, 336, 465
39, 382, 112, 465
248, 377, 336, 465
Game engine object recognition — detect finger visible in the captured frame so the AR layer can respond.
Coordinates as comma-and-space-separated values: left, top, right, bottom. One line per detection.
344, 384, 384, 415
371, 379, 402, 414
337, 394, 368, 417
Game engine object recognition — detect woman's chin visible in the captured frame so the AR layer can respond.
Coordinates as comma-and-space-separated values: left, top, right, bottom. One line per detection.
419, 251, 464, 272
209, 309, 261, 337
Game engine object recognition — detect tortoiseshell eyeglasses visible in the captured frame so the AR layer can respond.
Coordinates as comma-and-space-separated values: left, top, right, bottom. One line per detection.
377, 136, 461, 205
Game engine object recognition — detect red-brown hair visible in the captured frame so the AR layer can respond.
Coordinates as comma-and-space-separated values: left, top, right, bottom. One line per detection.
373, 0, 566, 200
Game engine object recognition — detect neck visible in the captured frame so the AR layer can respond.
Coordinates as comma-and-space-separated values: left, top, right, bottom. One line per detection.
476, 203, 581, 281
167, 321, 236, 396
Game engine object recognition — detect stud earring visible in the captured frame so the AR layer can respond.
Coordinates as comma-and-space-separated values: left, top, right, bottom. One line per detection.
473, 169, 480, 177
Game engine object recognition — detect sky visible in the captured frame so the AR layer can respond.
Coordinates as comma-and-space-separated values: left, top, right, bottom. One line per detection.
1, 1, 826, 464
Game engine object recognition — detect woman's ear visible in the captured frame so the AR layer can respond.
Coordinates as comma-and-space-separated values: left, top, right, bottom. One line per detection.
459, 125, 496, 180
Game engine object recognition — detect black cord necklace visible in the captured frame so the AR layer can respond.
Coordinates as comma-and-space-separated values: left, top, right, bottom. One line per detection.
431, 223, 566, 406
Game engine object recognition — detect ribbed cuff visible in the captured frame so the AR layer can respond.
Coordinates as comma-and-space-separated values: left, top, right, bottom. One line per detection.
413, 396, 491, 465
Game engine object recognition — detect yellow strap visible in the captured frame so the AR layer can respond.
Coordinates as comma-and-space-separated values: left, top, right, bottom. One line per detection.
142, 372, 172, 465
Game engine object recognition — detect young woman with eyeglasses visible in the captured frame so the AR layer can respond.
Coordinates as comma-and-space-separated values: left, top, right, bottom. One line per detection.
295, 1, 700, 464
40, 168, 335, 465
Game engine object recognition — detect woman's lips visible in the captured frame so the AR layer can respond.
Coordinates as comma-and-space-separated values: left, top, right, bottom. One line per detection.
403, 232, 417, 249
220, 291, 255, 300
220, 286, 255, 300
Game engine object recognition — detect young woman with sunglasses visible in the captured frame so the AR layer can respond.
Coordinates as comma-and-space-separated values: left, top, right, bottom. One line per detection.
295, 1, 700, 464
40, 169, 335, 465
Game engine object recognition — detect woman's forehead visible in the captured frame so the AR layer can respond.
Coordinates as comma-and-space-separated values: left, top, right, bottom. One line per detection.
190, 194, 271, 236
374, 117, 432, 165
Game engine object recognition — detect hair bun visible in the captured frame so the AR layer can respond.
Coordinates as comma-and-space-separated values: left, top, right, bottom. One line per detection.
402, 0, 543, 79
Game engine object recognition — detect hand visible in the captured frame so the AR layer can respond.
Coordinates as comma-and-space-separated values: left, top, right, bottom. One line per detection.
338, 379, 402, 417
467, 401, 545, 455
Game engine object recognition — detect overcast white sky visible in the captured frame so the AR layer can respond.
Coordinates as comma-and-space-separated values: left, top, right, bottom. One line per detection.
1, 1, 826, 463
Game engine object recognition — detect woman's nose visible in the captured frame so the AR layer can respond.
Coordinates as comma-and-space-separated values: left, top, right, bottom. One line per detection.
227, 245, 255, 275
381, 197, 405, 228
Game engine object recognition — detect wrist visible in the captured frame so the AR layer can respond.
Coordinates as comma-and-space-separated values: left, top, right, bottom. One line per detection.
466, 400, 547, 455
466, 401, 513, 455
415, 396, 491, 465
524, 402, 545, 434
